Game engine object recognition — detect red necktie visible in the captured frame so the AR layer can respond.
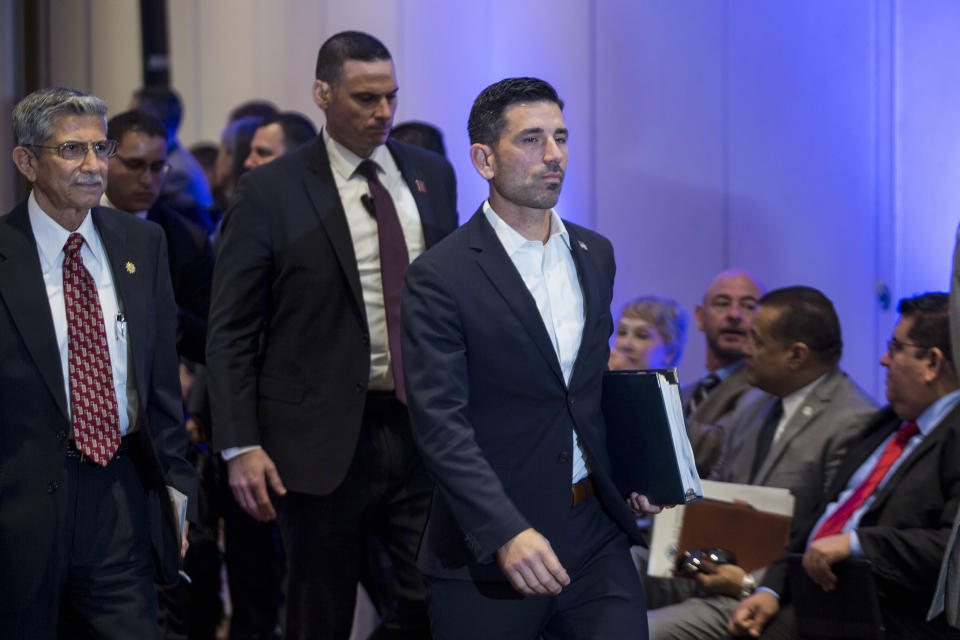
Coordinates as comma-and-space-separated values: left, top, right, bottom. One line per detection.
63, 232, 120, 465
812, 420, 919, 540
356, 160, 410, 404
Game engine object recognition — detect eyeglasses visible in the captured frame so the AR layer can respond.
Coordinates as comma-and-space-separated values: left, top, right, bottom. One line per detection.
886, 337, 931, 354
113, 154, 172, 176
26, 139, 118, 160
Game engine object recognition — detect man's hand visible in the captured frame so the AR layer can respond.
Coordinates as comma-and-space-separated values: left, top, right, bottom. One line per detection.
628, 492, 674, 515
728, 590, 780, 637
495, 528, 570, 596
181, 521, 190, 558
693, 562, 748, 598
227, 449, 287, 522
802, 533, 850, 592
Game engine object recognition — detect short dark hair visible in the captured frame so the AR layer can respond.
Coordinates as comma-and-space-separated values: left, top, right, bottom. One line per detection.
315, 31, 391, 85
229, 100, 279, 123
389, 121, 446, 157
259, 112, 317, 149
468, 77, 564, 146
898, 293, 951, 364
107, 110, 166, 143
189, 142, 218, 169
131, 86, 182, 136
758, 286, 843, 365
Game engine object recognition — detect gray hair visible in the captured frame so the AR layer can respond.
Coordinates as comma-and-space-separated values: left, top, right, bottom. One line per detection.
12, 87, 108, 147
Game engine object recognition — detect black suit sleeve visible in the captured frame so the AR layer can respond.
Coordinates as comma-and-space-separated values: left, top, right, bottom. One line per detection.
206, 176, 274, 451
402, 256, 530, 562
148, 229, 198, 516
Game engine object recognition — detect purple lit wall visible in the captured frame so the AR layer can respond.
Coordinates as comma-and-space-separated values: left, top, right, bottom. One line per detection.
15, 0, 960, 402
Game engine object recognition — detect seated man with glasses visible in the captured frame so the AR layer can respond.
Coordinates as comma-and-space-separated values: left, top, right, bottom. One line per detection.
729, 292, 960, 639
104, 110, 214, 365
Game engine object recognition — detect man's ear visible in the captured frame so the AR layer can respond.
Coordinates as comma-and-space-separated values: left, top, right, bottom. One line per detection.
470, 143, 495, 179
787, 341, 810, 370
11, 146, 37, 183
313, 80, 331, 110
923, 346, 949, 384
694, 304, 706, 332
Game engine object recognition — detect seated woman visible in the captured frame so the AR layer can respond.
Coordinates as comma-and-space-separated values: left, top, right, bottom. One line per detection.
609, 295, 688, 370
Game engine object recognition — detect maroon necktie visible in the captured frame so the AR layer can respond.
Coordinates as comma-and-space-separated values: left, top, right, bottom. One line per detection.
811, 420, 919, 540
63, 232, 120, 465
356, 160, 410, 404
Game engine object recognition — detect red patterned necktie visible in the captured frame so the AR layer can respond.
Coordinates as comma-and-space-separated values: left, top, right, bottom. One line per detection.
811, 420, 919, 540
356, 160, 410, 404
63, 232, 120, 465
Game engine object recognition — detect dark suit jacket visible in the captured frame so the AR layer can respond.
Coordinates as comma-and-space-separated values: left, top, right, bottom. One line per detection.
682, 363, 754, 476
402, 208, 644, 582
763, 404, 960, 635
0, 202, 197, 612
206, 136, 458, 495
147, 203, 214, 363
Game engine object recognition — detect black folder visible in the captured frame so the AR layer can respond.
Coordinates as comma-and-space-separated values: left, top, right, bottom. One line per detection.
602, 369, 702, 506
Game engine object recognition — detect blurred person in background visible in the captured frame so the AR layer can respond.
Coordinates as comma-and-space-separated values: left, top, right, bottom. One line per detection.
609, 295, 688, 371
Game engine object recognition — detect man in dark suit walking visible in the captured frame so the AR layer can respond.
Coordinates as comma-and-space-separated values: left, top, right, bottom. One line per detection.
402, 77, 659, 640
730, 293, 960, 639
206, 31, 458, 639
0, 87, 196, 639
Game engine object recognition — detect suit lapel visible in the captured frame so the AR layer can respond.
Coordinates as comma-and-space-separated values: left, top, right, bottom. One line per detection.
92, 208, 146, 408
755, 371, 839, 483
0, 203, 69, 420
303, 137, 366, 326
468, 210, 565, 385
566, 225, 602, 389
866, 404, 960, 517
387, 140, 443, 247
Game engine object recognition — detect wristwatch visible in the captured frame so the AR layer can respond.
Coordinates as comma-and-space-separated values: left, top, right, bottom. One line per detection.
739, 573, 757, 599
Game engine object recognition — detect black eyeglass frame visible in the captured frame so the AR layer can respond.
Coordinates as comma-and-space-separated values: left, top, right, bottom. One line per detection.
25, 139, 118, 160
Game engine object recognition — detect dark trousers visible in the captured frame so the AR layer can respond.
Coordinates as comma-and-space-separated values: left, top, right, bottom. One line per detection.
1, 451, 159, 640
222, 490, 284, 640
276, 392, 432, 640
426, 495, 648, 640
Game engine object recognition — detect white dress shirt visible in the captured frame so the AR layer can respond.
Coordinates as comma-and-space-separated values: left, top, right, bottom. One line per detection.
28, 191, 131, 435
482, 201, 588, 484
324, 128, 424, 391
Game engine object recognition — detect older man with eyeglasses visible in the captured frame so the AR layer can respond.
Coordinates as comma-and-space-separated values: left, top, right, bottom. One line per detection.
0, 87, 196, 639
103, 109, 214, 365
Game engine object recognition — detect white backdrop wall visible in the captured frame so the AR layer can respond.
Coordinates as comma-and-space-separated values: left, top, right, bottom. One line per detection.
9, 0, 960, 401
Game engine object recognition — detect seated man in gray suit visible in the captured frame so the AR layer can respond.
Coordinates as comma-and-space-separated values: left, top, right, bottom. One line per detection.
731, 293, 960, 638
648, 286, 877, 640
682, 268, 765, 476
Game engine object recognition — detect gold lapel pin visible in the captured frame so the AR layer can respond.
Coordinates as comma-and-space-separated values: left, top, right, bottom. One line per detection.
415, 179, 427, 193
125, 261, 136, 274
578, 240, 588, 251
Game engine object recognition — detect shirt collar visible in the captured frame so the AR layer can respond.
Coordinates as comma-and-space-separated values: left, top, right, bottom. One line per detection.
323, 127, 391, 182
780, 370, 828, 420
711, 360, 743, 382
482, 200, 571, 257
915, 388, 960, 436
28, 190, 103, 273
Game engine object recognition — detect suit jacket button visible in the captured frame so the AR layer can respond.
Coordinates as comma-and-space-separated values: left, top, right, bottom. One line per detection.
558, 451, 570, 462
56, 431, 66, 441
355, 383, 366, 393
567, 396, 575, 405
47, 481, 59, 493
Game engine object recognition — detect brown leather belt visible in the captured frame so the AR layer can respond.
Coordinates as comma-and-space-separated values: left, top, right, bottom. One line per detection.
571, 475, 595, 507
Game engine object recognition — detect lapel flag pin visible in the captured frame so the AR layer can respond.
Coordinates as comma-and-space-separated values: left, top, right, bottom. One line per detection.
415, 179, 427, 193
578, 240, 588, 251
125, 261, 136, 274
